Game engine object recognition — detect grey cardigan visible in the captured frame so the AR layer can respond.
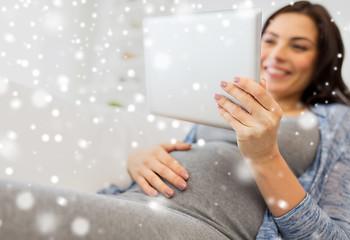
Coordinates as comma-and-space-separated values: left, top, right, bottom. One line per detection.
184, 104, 350, 239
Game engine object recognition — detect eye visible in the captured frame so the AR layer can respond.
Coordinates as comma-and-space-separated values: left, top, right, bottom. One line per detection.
292, 44, 308, 51
264, 39, 276, 45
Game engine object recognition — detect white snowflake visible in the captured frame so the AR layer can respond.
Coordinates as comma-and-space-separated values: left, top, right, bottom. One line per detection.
131, 141, 138, 148
171, 120, 180, 128
192, 82, 201, 91
78, 139, 90, 149
71, 217, 90, 237
157, 121, 166, 130
36, 212, 58, 234
7, 131, 18, 141
0, 78, 8, 95
134, 93, 145, 103
127, 69, 135, 77
4, 33, 15, 43
16, 191, 35, 210
222, 19, 230, 27
297, 111, 318, 130
52, 0, 64, 8
277, 199, 288, 209
42, 134, 50, 142
235, 161, 254, 183
197, 138, 205, 147
195, 24, 206, 33
56, 196, 68, 206
266, 197, 275, 205
31, 90, 51, 108
147, 114, 155, 122
32, 69, 40, 77
10, 99, 22, 109
5, 167, 14, 175
51, 109, 60, 117
127, 104, 135, 112
54, 135, 63, 142
0, 139, 20, 159
51, 175, 59, 183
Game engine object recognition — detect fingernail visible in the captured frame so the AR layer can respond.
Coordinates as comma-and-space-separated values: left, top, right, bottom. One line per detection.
214, 94, 222, 100
233, 77, 240, 83
165, 189, 174, 197
150, 190, 158, 197
220, 81, 227, 88
178, 180, 187, 190
181, 172, 189, 180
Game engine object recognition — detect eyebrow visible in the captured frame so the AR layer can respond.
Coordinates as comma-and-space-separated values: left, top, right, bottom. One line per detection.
264, 31, 316, 46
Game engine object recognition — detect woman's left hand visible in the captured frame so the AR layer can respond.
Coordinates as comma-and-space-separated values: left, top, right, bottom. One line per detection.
214, 77, 283, 165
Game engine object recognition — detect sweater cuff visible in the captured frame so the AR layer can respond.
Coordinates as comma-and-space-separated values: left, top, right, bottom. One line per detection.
274, 193, 311, 223
273, 193, 323, 238
274, 193, 315, 235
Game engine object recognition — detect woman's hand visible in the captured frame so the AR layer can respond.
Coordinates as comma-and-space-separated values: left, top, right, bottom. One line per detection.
127, 141, 191, 198
214, 77, 283, 164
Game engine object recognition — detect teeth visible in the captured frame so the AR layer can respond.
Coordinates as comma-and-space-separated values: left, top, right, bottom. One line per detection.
266, 67, 288, 75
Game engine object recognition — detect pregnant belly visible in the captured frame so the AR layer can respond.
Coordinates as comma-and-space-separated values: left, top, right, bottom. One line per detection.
120, 141, 266, 239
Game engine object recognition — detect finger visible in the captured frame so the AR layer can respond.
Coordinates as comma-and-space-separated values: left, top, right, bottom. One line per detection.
217, 104, 246, 132
156, 149, 190, 180
151, 160, 187, 191
214, 94, 254, 127
260, 77, 267, 90
161, 141, 192, 152
134, 175, 159, 197
219, 80, 258, 114
232, 76, 276, 112
144, 169, 175, 198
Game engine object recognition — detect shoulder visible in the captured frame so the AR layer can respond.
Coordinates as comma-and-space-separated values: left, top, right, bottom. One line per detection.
312, 103, 350, 127
312, 104, 350, 149
312, 104, 350, 170
327, 103, 350, 114
321, 103, 350, 115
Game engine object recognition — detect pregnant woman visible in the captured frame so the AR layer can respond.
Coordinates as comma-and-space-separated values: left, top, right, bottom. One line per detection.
1, 1, 349, 239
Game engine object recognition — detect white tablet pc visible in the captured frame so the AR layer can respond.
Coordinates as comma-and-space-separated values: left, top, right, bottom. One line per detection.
143, 8, 261, 129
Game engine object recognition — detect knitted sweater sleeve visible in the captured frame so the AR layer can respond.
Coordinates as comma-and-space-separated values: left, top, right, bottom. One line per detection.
273, 153, 350, 239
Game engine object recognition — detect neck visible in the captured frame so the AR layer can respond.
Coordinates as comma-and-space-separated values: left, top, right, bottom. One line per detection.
275, 97, 306, 117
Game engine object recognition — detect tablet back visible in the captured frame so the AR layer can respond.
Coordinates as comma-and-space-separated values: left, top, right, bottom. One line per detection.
143, 8, 261, 129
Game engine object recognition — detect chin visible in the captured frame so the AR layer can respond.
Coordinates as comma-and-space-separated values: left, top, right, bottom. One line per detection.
265, 87, 285, 100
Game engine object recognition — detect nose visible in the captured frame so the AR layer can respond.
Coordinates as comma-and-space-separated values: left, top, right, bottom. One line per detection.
267, 43, 288, 63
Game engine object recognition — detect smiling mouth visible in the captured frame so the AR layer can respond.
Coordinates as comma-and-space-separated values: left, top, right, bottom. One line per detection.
264, 67, 291, 78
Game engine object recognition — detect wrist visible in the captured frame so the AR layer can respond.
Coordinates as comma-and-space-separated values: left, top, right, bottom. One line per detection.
245, 150, 306, 217
245, 144, 281, 167
247, 151, 284, 177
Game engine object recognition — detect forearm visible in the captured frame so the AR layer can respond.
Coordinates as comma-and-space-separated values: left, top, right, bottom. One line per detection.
247, 152, 306, 217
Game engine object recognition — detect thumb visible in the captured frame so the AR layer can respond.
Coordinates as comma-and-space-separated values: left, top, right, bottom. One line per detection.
175, 141, 192, 150
161, 141, 191, 152
260, 77, 267, 90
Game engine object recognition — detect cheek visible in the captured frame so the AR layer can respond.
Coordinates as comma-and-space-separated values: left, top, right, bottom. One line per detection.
294, 55, 316, 74
260, 48, 268, 63
292, 56, 316, 91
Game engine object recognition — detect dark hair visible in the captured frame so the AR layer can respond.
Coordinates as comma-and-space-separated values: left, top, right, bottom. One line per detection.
262, 1, 350, 106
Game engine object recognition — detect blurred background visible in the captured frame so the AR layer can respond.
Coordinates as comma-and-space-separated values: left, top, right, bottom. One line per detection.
1, 0, 349, 192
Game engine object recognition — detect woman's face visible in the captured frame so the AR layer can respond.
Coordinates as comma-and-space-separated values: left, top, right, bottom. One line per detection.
261, 13, 318, 101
